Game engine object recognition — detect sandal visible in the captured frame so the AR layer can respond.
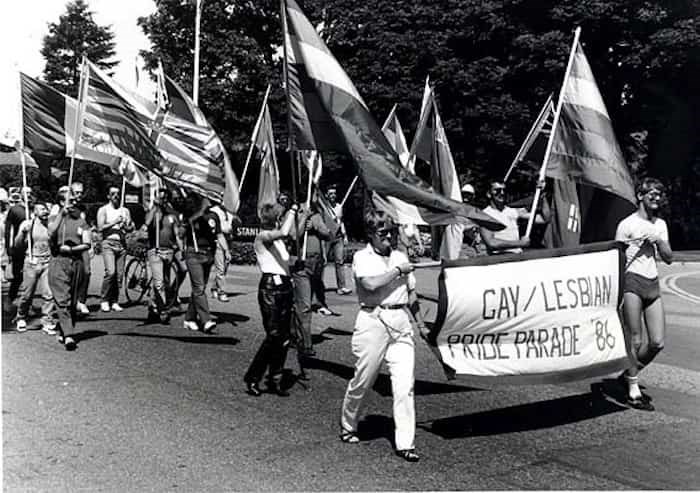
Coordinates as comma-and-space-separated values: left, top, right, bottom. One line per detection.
339, 429, 360, 444
626, 396, 654, 411
396, 449, 420, 462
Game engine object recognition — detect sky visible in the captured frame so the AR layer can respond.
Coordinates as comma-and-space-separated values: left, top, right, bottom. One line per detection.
0, 0, 157, 144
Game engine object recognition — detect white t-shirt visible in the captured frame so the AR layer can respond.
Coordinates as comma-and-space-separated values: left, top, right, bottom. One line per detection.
615, 212, 669, 279
482, 205, 522, 254
254, 233, 290, 277
353, 244, 416, 307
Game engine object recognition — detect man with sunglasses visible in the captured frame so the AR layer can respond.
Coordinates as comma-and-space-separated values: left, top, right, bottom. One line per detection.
614, 177, 673, 411
480, 180, 549, 254
97, 186, 134, 312
339, 211, 427, 463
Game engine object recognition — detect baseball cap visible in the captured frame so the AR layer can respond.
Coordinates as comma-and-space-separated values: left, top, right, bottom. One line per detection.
461, 184, 475, 194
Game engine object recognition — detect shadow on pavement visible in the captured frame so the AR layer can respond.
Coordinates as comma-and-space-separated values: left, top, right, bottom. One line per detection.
210, 311, 250, 326
322, 327, 353, 336
357, 414, 395, 446
304, 357, 481, 396
73, 330, 109, 343
420, 391, 627, 439
116, 332, 241, 346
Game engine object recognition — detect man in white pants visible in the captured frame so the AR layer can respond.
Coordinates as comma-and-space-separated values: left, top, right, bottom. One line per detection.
339, 211, 427, 462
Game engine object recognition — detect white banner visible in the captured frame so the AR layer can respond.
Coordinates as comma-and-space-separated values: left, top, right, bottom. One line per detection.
430, 242, 631, 384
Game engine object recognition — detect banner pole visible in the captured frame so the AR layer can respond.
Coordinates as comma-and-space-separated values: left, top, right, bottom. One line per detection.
301, 161, 313, 260
524, 27, 581, 238
17, 70, 33, 261
67, 57, 87, 193
340, 175, 359, 209
119, 176, 126, 208
239, 84, 271, 192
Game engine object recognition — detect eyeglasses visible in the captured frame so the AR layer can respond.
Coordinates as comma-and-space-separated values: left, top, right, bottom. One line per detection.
375, 228, 393, 238
491, 188, 505, 195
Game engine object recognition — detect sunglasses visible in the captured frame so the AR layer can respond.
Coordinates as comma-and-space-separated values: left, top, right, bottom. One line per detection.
491, 188, 505, 195
644, 190, 663, 199
375, 228, 394, 238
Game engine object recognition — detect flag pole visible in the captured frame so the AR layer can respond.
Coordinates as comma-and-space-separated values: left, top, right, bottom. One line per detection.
67, 57, 87, 192
504, 94, 554, 182
119, 176, 126, 208
340, 175, 359, 208
193, 0, 202, 105
239, 84, 271, 192
281, 0, 301, 259
524, 27, 581, 238
17, 71, 32, 261
301, 163, 313, 260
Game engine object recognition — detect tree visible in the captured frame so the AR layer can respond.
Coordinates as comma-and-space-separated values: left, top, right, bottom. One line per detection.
41, 0, 118, 98
139, 0, 700, 246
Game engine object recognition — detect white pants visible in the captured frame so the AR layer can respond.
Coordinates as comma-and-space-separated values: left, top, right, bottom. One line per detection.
340, 308, 416, 451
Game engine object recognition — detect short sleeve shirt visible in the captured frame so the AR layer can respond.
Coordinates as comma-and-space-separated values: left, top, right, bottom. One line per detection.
482, 205, 522, 254
615, 212, 669, 279
185, 211, 221, 249
51, 215, 89, 252
148, 211, 179, 249
352, 244, 416, 307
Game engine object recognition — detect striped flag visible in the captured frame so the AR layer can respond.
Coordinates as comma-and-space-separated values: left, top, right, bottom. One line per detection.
543, 33, 636, 247
255, 102, 279, 218
299, 149, 322, 185
504, 94, 555, 182
20, 72, 146, 185
82, 61, 162, 172
381, 104, 410, 170
283, 0, 502, 230
158, 72, 241, 213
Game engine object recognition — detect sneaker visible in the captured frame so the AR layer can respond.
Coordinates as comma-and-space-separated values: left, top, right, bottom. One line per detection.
337, 288, 352, 295
217, 292, 230, 302
111, 303, 123, 312
15, 319, 28, 332
42, 324, 57, 335
100, 302, 110, 312
203, 320, 216, 333
317, 307, 333, 316
76, 302, 90, 314
183, 320, 199, 331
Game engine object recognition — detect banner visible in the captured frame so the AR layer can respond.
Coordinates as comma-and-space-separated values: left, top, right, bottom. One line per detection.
429, 241, 631, 384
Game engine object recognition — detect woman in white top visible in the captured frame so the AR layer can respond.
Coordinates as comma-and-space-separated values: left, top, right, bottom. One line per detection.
615, 177, 673, 411
244, 203, 298, 397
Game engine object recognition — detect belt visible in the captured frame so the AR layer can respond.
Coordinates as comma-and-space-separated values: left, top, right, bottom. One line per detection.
361, 303, 408, 311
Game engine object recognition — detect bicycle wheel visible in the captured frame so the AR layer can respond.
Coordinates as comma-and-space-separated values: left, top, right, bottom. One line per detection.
124, 257, 151, 305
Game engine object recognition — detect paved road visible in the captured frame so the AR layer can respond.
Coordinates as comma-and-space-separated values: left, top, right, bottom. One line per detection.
3, 257, 699, 491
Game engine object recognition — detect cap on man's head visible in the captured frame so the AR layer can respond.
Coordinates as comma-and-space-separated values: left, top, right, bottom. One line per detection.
461, 184, 475, 194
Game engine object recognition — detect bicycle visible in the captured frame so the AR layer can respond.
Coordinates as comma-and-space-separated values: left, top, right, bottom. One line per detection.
124, 241, 184, 308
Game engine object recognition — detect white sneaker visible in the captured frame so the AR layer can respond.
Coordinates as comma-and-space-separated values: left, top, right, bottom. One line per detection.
203, 320, 216, 333
111, 303, 123, 312
100, 302, 110, 312
76, 302, 90, 314
183, 320, 199, 331
42, 324, 57, 335
16, 319, 27, 332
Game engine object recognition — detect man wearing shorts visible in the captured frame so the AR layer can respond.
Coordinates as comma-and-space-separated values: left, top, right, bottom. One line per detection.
615, 177, 673, 411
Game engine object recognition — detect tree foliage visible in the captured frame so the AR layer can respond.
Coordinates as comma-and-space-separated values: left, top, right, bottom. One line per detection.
41, 0, 118, 98
138, 0, 700, 246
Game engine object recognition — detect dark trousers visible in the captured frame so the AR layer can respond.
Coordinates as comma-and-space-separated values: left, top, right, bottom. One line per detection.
9, 252, 25, 301
244, 274, 292, 384
77, 250, 91, 304
292, 254, 325, 353
185, 249, 214, 324
48, 255, 84, 337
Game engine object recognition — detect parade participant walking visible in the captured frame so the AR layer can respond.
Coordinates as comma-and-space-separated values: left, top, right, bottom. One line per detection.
244, 203, 297, 397
479, 180, 549, 254
5, 187, 32, 301
13, 202, 56, 334
324, 185, 352, 295
0, 187, 9, 283
69, 182, 92, 315
47, 188, 91, 350
182, 194, 228, 333
97, 186, 134, 312
615, 177, 673, 411
339, 211, 427, 463
291, 191, 329, 374
144, 187, 183, 323
209, 203, 233, 302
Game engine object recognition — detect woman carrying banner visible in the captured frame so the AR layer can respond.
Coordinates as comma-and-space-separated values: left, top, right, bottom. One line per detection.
243, 203, 297, 397
615, 177, 673, 411
339, 210, 427, 462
